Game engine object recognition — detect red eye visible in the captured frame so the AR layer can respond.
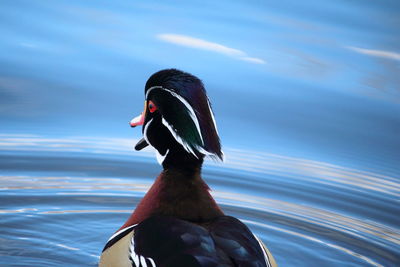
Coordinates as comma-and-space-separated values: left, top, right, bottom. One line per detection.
148, 101, 157, 113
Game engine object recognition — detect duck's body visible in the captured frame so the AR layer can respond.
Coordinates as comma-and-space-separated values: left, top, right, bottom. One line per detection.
99, 69, 277, 267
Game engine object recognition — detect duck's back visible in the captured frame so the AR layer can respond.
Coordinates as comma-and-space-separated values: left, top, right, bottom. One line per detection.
100, 215, 276, 267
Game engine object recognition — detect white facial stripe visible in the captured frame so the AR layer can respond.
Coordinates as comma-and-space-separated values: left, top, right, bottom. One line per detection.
143, 118, 153, 146
162, 118, 198, 158
156, 149, 169, 165
207, 98, 219, 135
164, 89, 204, 145
204, 100, 225, 160
144, 118, 168, 166
161, 117, 222, 159
197, 146, 214, 156
145, 86, 222, 159
144, 116, 199, 164
146, 86, 204, 145
145, 86, 163, 99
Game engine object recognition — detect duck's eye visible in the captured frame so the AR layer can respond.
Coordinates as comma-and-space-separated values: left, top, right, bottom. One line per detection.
148, 101, 157, 113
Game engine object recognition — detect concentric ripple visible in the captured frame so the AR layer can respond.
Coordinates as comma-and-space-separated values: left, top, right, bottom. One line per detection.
0, 135, 399, 266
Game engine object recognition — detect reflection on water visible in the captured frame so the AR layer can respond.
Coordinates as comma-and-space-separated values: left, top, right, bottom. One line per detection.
0, 135, 399, 266
1, 0, 400, 266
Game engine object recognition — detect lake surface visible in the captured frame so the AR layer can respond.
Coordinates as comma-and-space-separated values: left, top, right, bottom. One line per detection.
1, 0, 399, 266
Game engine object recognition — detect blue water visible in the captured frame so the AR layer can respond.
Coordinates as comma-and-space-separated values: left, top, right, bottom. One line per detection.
1, 0, 399, 266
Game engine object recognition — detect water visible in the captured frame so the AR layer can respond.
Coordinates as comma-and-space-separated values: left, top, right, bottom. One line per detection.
1, 0, 399, 266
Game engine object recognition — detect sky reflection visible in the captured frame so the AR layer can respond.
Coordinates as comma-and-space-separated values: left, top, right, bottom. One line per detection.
1, 134, 398, 197
1, 0, 399, 265
1, 0, 399, 173
1, 172, 398, 266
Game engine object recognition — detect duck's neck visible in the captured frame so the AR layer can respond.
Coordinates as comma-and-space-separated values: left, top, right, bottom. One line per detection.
120, 161, 224, 230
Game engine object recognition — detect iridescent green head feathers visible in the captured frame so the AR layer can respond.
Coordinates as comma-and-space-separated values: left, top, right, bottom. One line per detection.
130, 69, 223, 165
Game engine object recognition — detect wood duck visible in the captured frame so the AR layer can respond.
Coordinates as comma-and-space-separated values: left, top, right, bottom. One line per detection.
99, 69, 277, 267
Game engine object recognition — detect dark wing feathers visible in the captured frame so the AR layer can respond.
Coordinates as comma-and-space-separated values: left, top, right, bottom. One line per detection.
210, 216, 269, 267
134, 216, 220, 267
132, 215, 270, 267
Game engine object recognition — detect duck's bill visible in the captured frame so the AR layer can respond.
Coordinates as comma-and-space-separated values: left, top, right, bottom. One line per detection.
129, 113, 144, 127
130, 101, 147, 127
130, 101, 148, 150
134, 137, 149, 150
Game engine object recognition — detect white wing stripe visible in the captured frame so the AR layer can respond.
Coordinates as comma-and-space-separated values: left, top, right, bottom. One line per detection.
129, 229, 156, 267
141, 256, 148, 267
148, 258, 156, 266
133, 254, 140, 267
253, 234, 272, 267
107, 224, 137, 242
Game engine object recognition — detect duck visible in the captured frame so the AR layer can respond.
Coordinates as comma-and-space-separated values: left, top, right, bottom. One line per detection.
99, 69, 277, 267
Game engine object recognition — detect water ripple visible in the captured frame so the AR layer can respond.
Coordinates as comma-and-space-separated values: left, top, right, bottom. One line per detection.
1, 135, 399, 266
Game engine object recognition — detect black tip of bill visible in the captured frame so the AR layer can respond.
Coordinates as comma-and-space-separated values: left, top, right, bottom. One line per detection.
135, 138, 149, 151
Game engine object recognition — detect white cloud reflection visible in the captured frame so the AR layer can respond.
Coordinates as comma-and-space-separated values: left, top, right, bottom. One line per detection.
346, 46, 400, 61
157, 34, 265, 64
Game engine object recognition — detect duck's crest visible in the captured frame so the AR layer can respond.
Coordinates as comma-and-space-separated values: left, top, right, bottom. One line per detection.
145, 69, 223, 161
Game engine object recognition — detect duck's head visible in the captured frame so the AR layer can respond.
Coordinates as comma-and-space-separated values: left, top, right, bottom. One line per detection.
130, 69, 223, 168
